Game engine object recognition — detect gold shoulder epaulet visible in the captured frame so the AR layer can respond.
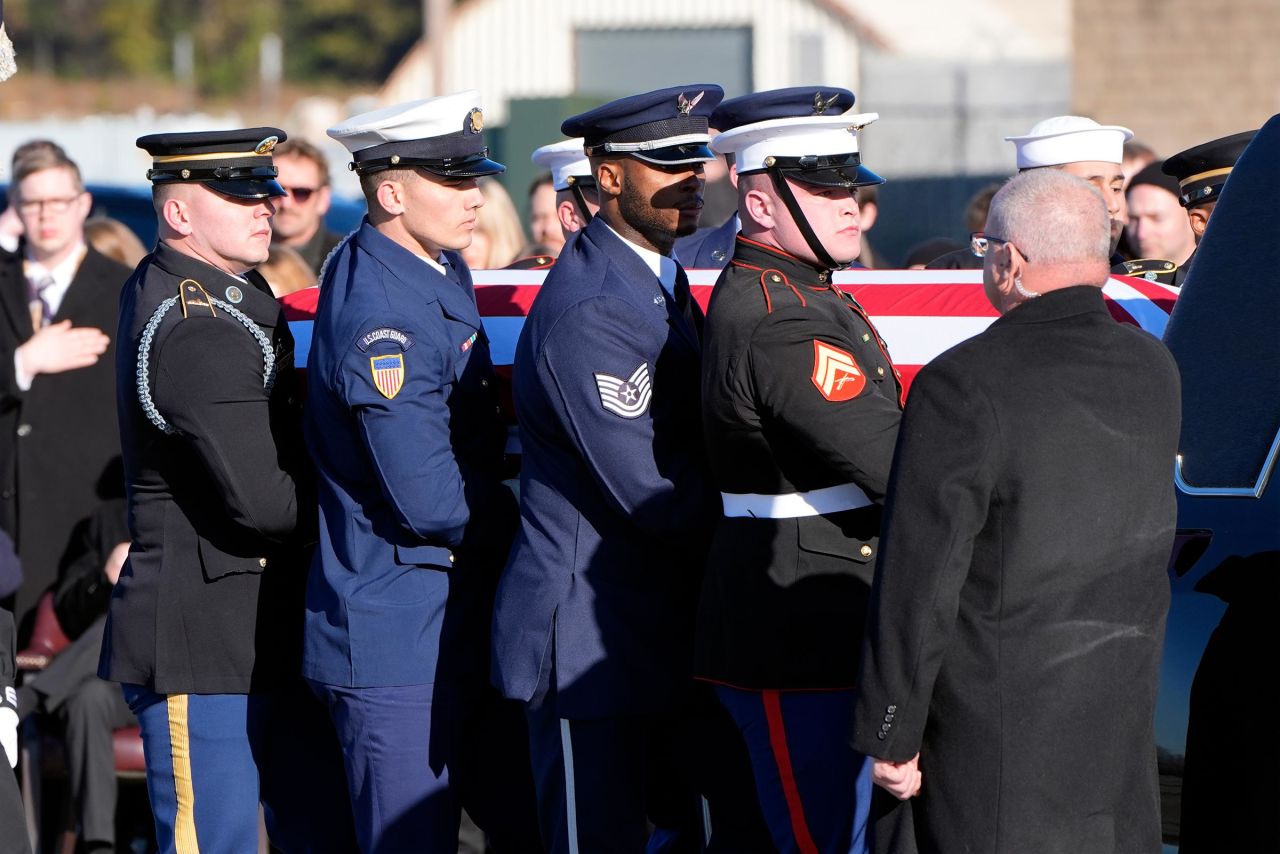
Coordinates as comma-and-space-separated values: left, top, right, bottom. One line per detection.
178, 279, 218, 318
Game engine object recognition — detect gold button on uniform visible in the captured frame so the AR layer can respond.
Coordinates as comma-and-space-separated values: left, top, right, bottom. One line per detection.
771, 274, 782, 283
860, 545, 873, 557
877, 366, 885, 377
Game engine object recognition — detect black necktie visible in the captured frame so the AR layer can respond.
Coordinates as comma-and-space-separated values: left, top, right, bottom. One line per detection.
673, 267, 703, 343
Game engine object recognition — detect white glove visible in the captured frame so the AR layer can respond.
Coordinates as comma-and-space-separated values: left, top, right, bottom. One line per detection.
0, 697, 17, 768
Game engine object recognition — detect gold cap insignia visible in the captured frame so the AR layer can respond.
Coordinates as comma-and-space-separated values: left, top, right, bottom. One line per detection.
468, 108, 485, 134
677, 91, 705, 116
180, 168, 191, 179
255, 136, 279, 155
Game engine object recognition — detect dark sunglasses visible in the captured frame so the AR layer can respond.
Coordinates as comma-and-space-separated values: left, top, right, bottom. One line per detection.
283, 186, 320, 203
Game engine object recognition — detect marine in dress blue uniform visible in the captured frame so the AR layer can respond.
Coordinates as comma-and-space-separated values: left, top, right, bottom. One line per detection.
492, 84, 769, 852
306, 92, 540, 852
100, 129, 355, 853
698, 108, 899, 854
675, 87, 855, 270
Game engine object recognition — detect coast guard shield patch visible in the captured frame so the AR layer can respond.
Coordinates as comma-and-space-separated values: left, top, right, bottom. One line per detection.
370, 354, 405, 400
594, 362, 652, 418
811, 340, 865, 401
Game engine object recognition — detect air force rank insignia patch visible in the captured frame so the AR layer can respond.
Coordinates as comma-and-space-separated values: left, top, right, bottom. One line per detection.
370, 354, 405, 399
594, 362, 652, 418
811, 340, 865, 401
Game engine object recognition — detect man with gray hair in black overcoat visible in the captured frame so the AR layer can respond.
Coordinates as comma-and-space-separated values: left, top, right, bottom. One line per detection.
852, 168, 1180, 853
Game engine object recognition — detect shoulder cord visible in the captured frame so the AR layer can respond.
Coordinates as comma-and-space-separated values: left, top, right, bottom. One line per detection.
136, 295, 278, 434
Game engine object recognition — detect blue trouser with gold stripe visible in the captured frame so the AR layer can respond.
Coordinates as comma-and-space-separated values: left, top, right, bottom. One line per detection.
124, 683, 356, 853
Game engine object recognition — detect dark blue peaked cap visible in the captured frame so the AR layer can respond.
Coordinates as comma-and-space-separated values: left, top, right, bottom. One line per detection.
562, 84, 724, 166
711, 86, 855, 132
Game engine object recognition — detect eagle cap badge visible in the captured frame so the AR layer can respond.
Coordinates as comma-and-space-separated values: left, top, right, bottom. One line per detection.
467, 108, 485, 134
677, 91, 705, 116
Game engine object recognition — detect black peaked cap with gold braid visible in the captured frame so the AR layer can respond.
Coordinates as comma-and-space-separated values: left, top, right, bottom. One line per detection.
137, 127, 288, 200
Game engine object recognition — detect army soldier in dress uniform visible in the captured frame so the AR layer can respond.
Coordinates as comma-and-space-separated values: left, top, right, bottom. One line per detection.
307, 93, 539, 852
696, 104, 901, 853
675, 86, 856, 270
100, 129, 355, 852
492, 84, 775, 853
1161, 129, 1257, 284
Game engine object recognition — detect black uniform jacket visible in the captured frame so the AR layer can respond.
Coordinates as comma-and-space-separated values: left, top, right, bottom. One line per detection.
0, 247, 128, 620
100, 243, 312, 695
696, 236, 903, 690
852, 286, 1180, 853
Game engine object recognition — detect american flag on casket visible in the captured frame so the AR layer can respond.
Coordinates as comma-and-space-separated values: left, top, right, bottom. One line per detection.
279, 269, 1178, 420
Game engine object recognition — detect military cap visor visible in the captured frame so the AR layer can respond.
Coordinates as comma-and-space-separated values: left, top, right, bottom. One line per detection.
564, 84, 723, 165
1162, 129, 1257, 208
713, 113, 885, 188
137, 127, 288, 199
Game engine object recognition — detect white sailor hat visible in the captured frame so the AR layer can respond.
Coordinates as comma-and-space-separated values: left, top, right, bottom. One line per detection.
530, 138, 594, 191
1005, 116, 1134, 169
711, 113, 885, 188
327, 90, 505, 177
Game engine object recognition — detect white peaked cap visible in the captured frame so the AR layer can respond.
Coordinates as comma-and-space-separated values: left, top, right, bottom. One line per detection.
531, 139, 592, 191
711, 113, 880, 173
328, 90, 485, 154
1005, 115, 1134, 169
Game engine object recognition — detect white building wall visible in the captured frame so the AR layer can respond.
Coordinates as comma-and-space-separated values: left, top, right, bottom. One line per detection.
382, 0, 865, 124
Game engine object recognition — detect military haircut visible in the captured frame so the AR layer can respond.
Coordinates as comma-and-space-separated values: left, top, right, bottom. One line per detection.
358, 167, 418, 213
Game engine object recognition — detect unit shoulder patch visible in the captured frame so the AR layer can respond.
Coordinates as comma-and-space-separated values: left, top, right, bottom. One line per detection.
594, 362, 652, 419
811, 340, 865, 401
370, 353, 405, 399
357, 326, 414, 352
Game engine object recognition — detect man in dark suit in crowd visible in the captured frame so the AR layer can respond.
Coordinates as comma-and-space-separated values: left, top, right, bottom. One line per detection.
270, 137, 344, 276
0, 140, 122, 624
853, 168, 1180, 853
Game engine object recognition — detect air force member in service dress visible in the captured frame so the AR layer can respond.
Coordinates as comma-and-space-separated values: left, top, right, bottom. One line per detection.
697, 106, 901, 854
306, 93, 539, 852
491, 85, 774, 853
100, 129, 354, 853
852, 170, 1180, 853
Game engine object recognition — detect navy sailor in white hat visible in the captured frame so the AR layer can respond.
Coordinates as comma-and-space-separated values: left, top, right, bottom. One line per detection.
303, 91, 541, 851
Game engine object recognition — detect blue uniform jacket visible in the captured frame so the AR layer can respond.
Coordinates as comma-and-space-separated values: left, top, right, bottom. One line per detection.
674, 215, 738, 270
491, 217, 718, 718
304, 221, 515, 689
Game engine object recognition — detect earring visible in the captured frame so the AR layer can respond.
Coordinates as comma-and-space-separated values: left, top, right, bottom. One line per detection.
1014, 276, 1040, 299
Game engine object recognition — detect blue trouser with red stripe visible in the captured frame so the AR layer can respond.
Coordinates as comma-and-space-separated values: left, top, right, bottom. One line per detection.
715, 686, 872, 854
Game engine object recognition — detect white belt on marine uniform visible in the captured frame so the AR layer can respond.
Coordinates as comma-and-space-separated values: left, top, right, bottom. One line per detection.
719, 482, 873, 518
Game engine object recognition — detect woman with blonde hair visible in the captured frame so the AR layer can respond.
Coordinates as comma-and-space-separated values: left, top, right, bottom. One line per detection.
85, 216, 148, 268
461, 177, 526, 269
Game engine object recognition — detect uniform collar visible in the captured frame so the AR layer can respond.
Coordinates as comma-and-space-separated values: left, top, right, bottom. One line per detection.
730, 235, 834, 287
150, 241, 279, 322
599, 219, 679, 294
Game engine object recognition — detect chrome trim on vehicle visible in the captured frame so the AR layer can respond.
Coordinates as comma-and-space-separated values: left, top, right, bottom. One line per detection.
1174, 428, 1280, 498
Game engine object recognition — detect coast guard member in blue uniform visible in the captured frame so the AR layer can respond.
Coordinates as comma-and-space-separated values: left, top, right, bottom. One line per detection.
530, 137, 598, 245
697, 107, 900, 853
307, 93, 540, 852
102, 129, 355, 852
675, 87, 856, 270
493, 84, 771, 852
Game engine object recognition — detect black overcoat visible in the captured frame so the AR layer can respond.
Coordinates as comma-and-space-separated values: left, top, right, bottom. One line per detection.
852, 285, 1180, 854
0, 247, 127, 620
